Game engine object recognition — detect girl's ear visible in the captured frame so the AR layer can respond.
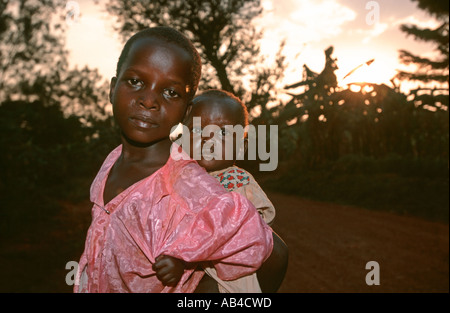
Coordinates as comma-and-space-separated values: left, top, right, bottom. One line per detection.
109, 77, 117, 104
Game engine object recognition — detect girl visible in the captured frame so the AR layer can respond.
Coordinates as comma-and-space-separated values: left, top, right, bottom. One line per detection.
74, 27, 273, 293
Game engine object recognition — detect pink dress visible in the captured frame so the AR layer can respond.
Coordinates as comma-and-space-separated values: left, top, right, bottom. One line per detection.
74, 145, 273, 293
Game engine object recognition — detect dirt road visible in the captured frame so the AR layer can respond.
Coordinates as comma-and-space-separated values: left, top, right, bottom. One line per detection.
267, 191, 449, 293
1, 191, 448, 293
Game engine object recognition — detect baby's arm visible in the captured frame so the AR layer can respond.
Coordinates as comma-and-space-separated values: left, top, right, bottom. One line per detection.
152, 255, 185, 286
256, 231, 289, 292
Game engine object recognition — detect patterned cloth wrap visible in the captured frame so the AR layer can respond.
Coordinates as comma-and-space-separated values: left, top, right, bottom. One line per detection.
214, 168, 251, 191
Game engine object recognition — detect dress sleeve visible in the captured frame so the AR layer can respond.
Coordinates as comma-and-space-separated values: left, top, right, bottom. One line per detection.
159, 162, 274, 281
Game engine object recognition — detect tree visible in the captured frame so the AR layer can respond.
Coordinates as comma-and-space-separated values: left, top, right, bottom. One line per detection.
396, 0, 449, 86
106, 0, 287, 118
107, 0, 258, 92
0, 0, 110, 120
277, 46, 340, 166
0, 0, 67, 103
275, 45, 448, 167
0, 0, 118, 224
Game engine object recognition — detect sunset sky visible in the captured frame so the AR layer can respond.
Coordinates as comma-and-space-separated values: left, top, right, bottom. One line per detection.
65, 0, 442, 95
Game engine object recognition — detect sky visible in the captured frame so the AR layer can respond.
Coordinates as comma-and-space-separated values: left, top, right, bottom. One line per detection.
65, 0, 442, 95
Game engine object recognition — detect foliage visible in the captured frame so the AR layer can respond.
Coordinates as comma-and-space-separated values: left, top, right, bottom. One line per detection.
0, 0, 111, 120
260, 40, 449, 222
107, 0, 260, 92
396, 0, 449, 84
0, 0, 116, 238
0, 0, 67, 102
106, 0, 287, 118
410, 0, 449, 19
270, 46, 449, 171
264, 156, 449, 222
0, 98, 120, 236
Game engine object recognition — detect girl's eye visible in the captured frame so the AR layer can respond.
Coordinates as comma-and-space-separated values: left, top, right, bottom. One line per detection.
127, 79, 142, 87
164, 89, 180, 98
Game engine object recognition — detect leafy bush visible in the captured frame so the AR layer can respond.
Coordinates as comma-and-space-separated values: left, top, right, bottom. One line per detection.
264, 154, 449, 222
0, 100, 118, 237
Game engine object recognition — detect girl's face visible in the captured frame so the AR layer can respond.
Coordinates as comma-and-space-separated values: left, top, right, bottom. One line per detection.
185, 97, 245, 172
110, 37, 193, 146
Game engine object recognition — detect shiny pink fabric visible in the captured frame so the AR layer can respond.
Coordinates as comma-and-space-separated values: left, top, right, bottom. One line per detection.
74, 144, 273, 293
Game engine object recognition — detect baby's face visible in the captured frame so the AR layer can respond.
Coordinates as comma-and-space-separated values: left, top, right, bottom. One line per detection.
110, 37, 193, 146
184, 97, 245, 172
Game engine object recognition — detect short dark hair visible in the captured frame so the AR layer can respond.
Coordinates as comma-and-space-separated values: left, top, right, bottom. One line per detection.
115, 26, 202, 98
193, 89, 249, 127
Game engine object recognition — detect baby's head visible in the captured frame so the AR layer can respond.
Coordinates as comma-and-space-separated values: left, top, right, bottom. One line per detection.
110, 27, 202, 146
184, 89, 249, 172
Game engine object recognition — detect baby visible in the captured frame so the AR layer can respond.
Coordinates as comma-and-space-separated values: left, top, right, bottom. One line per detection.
180, 89, 288, 292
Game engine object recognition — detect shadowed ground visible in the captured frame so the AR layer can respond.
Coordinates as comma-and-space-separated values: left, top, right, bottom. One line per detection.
0, 191, 448, 293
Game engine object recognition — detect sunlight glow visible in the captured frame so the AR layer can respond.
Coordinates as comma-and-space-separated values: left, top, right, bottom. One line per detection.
257, 0, 356, 56
337, 54, 398, 88
349, 84, 362, 92
63, 0, 444, 98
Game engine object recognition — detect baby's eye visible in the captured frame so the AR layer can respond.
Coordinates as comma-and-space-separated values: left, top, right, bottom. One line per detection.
163, 89, 180, 99
217, 128, 230, 139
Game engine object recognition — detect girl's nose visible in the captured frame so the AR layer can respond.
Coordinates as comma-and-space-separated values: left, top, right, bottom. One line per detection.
139, 92, 159, 110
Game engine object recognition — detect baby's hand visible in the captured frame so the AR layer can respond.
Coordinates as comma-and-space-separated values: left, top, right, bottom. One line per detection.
153, 255, 185, 286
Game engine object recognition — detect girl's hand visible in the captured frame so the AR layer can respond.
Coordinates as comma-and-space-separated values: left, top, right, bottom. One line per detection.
153, 255, 185, 286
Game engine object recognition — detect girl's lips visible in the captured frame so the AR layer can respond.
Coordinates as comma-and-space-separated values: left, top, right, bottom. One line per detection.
130, 116, 158, 129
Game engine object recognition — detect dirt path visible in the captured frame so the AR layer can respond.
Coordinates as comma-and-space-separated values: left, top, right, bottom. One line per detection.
1, 191, 448, 293
267, 191, 449, 293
